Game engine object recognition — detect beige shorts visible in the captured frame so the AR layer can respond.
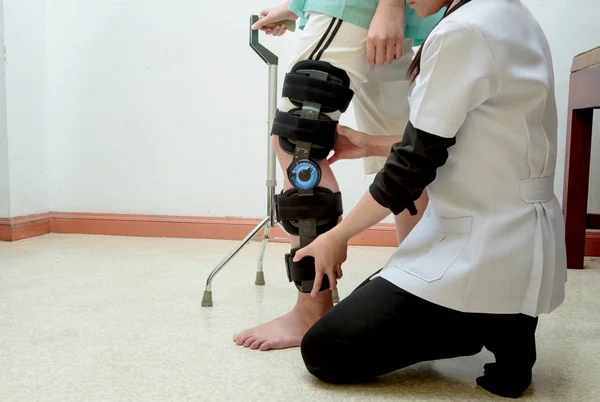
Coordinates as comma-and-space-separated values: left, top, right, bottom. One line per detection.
278, 12, 414, 175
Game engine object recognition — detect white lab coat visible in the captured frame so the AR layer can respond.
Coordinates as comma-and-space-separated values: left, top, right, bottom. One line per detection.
373, 0, 567, 317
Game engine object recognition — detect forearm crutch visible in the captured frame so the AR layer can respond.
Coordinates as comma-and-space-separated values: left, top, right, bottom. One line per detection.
201, 15, 339, 307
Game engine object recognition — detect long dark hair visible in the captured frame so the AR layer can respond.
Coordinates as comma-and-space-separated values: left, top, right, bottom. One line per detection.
407, 0, 473, 82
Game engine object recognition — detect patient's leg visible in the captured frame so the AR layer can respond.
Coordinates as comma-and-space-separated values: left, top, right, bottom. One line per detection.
233, 136, 340, 351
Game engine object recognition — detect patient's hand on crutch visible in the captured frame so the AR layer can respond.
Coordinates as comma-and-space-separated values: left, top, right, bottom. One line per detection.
251, 1, 298, 36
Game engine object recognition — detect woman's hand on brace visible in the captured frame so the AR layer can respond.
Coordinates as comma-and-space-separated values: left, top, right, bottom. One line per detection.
251, 2, 297, 36
293, 229, 348, 298
328, 125, 371, 165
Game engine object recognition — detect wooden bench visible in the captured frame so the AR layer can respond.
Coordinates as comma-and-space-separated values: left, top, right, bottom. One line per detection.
562, 45, 600, 269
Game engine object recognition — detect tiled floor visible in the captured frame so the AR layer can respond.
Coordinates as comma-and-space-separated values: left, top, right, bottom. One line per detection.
1, 234, 598, 401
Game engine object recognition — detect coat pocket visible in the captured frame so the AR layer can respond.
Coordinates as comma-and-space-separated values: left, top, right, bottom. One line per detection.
393, 215, 473, 283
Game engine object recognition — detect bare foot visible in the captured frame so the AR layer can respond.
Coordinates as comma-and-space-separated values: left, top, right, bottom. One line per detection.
233, 292, 333, 351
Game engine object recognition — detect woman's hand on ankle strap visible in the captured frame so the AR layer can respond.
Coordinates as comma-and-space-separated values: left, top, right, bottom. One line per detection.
293, 230, 347, 298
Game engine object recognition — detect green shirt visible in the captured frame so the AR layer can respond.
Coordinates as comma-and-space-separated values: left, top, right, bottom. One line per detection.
289, 0, 445, 46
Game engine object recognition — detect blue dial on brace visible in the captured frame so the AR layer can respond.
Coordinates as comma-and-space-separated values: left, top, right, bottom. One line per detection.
290, 160, 320, 190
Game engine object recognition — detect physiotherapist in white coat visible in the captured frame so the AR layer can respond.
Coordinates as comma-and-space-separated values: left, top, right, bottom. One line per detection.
293, 0, 567, 398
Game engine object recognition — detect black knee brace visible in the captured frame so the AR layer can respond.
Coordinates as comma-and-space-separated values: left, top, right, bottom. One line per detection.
272, 60, 353, 293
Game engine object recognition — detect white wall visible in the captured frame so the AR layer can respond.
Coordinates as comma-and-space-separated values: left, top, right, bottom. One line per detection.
44, 0, 379, 219
0, 0, 48, 218
521, 0, 600, 213
0, 0, 10, 218
39, 0, 600, 220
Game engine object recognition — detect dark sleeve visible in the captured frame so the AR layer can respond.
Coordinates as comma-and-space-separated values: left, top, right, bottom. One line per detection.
369, 121, 456, 216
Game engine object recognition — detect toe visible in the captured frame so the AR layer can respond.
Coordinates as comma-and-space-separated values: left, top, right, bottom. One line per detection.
250, 338, 263, 350
243, 337, 257, 348
259, 341, 272, 351
234, 331, 252, 346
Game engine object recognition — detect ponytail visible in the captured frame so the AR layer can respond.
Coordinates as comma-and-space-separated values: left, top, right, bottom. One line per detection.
407, 0, 473, 82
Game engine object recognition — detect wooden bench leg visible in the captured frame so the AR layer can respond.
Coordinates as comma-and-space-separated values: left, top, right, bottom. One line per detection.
562, 107, 593, 269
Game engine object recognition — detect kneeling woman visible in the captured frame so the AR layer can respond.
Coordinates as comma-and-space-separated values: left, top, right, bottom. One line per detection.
293, 0, 567, 398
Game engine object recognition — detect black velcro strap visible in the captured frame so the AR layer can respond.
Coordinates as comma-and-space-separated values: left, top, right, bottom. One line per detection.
282, 72, 354, 112
284, 249, 330, 293
276, 189, 343, 222
285, 249, 317, 281
272, 111, 337, 150
292, 60, 351, 87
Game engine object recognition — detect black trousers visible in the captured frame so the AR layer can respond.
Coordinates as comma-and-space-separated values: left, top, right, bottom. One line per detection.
300, 272, 538, 398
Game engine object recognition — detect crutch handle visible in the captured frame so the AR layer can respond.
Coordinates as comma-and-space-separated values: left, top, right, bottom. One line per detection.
249, 15, 280, 66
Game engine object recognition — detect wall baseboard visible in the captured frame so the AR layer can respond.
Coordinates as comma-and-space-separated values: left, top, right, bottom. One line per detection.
1, 213, 600, 256
0, 212, 399, 247
0, 213, 52, 241
49, 212, 399, 247
585, 230, 600, 256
